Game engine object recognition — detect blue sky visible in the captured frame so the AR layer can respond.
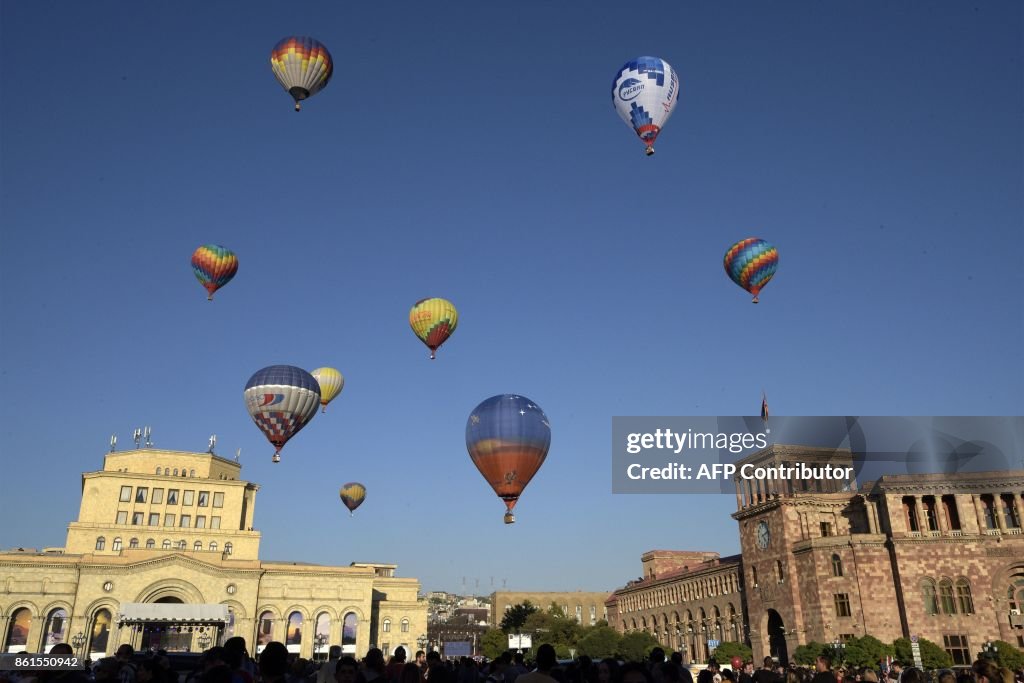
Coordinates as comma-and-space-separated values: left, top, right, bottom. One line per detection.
1, 0, 1021, 595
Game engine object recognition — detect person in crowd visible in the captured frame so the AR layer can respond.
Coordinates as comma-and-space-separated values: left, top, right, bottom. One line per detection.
810, 656, 834, 683
516, 645, 559, 683
259, 642, 291, 683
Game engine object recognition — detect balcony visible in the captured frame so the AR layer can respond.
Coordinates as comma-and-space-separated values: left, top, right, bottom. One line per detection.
1009, 612, 1024, 628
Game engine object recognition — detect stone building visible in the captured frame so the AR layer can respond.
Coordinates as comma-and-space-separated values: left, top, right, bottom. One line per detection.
733, 445, 1024, 665
0, 447, 427, 661
489, 592, 610, 628
607, 551, 747, 664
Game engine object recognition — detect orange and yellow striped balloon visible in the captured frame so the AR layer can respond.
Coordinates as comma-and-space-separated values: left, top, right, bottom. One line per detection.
191, 244, 238, 301
310, 367, 344, 413
409, 298, 458, 360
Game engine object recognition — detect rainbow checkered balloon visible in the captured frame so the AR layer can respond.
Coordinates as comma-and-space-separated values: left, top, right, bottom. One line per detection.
724, 238, 778, 303
191, 244, 238, 301
270, 36, 333, 111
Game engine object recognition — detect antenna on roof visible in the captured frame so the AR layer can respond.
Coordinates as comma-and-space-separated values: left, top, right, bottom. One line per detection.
144, 426, 152, 448
133, 428, 142, 449
208, 434, 217, 454
109, 435, 117, 452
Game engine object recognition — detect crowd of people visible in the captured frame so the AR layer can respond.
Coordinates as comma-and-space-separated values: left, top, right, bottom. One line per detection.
2, 639, 1023, 683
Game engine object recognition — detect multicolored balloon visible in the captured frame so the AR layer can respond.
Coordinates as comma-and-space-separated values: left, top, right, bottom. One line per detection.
310, 367, 344, 413
339, 482, 366, 516
244, 365, 321, 463
724, 238, 778, 303
409, 298, 458, 360
270, 36, 333, 111
611, 56, 680, 156
191, 245, 238, 301
466, 394, 551, 524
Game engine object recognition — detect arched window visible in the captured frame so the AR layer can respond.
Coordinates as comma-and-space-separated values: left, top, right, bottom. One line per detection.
286, 612, 303, 646
224, 542, 233, 555
832, 554, 843, 577
4, 608, 31, 652
210, 542, 218, 552
258, 611, 274, 647
193, 541, 202, 551
177, 540, 186, 549
342, 612, 358, 648
129, 538, 139, 549
190, 469, 195, 477
314, 613, 330, 657
88, 609, 111, 656
939, 579, 957, 614
112, 537, 122, 552
383, 618, 391, 632
95, 536, 106, 551
146, 539, 155, 549
173, 469, 179, 476
776, 560, 784, 583
155, 467, 161, 474
223, 609, 236, 641
44, 608, 68, 647
921, 578, 938, 615
751, 566, 758, 587
956, 579, 974, 614
401, 619, 409, 633
162, 539, 171, 549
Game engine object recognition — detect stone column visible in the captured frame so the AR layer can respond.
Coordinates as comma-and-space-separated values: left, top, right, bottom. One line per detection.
1012, 494, 1024, 529
994, 494, 1007, 531
936, 497, 948, 532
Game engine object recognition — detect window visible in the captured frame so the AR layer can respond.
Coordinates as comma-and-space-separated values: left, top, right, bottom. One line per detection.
922, 579, 938, 615
128, 538, 138, 549
164, 514, 176, 527
833, 593, 851, 617
44, 607, 68, 646
135, 487, 148, 503
287, 612, 303, 646
167, 489, 179, 505
213, 492, 224, 508
939, 579, 957, 614
152, 488, 164, 504
112, 537, 123, 551
820, 521, 833, 537
943, 635, 971, 666
6, 608, 31, 649
95, 536, 106, 551
198, 491, 209, 507
196, 516, 206, 529
147, 513, 158, 526
383, 619, 391, 633
177, 540, 186, 549
210, 542, 218, 552
401, 619, 409, 633
956, 579, 974, 614
904, 497, 920, 532
173, 469, 179, 476
777, 560, 784, 583
981, 495, 996, 529
211, 517, 221, 529
116, 511, 128, 525
1002, 495, 1021, 528
576, 605, 582, 623
942, 495, 961, 530
146, 539, 155, 549
590, 606, 597, 624
189, 469, 195, 477
132, 512, 144, 525
120, 486, 132, 502
180, 515, 191, 528
922, 496, 938, 531
751, 566, 758, 587
162, 540, 171, 549
193, 541, 202, 551
183, 490, 195, 506
832, 554, 843, 577
224, 542, 233, 555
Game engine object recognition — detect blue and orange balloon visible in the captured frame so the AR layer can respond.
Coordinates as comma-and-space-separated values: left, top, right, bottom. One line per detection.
724, 238, 778, 303
191, 245, 238, 301
466, 394, 551, 524
244, 365, 321, 463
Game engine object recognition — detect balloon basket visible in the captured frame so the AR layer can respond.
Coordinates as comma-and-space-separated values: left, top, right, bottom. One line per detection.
504, 511, 515, 525
645, 146, 655, 156
752, 296, 759, 304
272, 453, 281, 463
294, 102, 301, 112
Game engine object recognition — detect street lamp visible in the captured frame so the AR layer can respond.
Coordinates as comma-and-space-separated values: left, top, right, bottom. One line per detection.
314, 633, 329, 661
71, 632, 86, 658
982, 641, 998, 660
831, 639, 846, 664
417, 635, 427, 653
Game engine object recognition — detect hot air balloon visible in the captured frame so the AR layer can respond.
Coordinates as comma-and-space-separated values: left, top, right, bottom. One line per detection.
191, 245, 238, 301
409, 298, 458, 360
724, 238, 778, 303
466, 394, 551, 524
339, 482, 366, 516
270, 36, 333, 111
244, 365, 321, 463
611, 56, 680, 156
310, 367, 344, 413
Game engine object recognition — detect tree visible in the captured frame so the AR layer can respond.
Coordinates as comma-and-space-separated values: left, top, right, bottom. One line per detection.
578, 626, 622, 659
480, 628, 510, 660
617, 631, 663, 662
501, 601, 538, 633
792, 642, 827, 666
713, 641, 752, 665
989, 641, 1024, 672
893, 637, 952, 670
841, 636, 894, 669
548, 602, 569, 618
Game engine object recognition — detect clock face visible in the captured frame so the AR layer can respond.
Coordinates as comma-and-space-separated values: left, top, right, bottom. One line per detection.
756, 521, 770, 549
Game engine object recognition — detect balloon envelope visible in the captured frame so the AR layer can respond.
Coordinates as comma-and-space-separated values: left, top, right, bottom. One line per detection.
409, 298, 458, 360
611, 56, 680, 156
466, 394, 551, 523
244, 365, 321, 462
339, 482, 366, 515
191, 244, 238, 301
310, 367, 344, 412
270, 36, 333, 111
724, 238, 778, 303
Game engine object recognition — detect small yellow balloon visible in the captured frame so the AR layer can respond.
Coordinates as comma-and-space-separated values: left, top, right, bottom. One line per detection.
409, 298, 458, 360
311, 367, 345, 413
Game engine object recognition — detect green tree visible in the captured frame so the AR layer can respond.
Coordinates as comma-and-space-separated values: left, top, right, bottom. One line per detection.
617, 631, 664, 662
841, 636, 894, 668
548, 602, 569, 618
524, 610, 581, 648
989, 641, 1024, 671
793, 642, 827, 666
577, 626, 622, 659
893, 638, 952, 670
712, 641, 752, 665
481, 628, 511, 660
501, 601, 538, 633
